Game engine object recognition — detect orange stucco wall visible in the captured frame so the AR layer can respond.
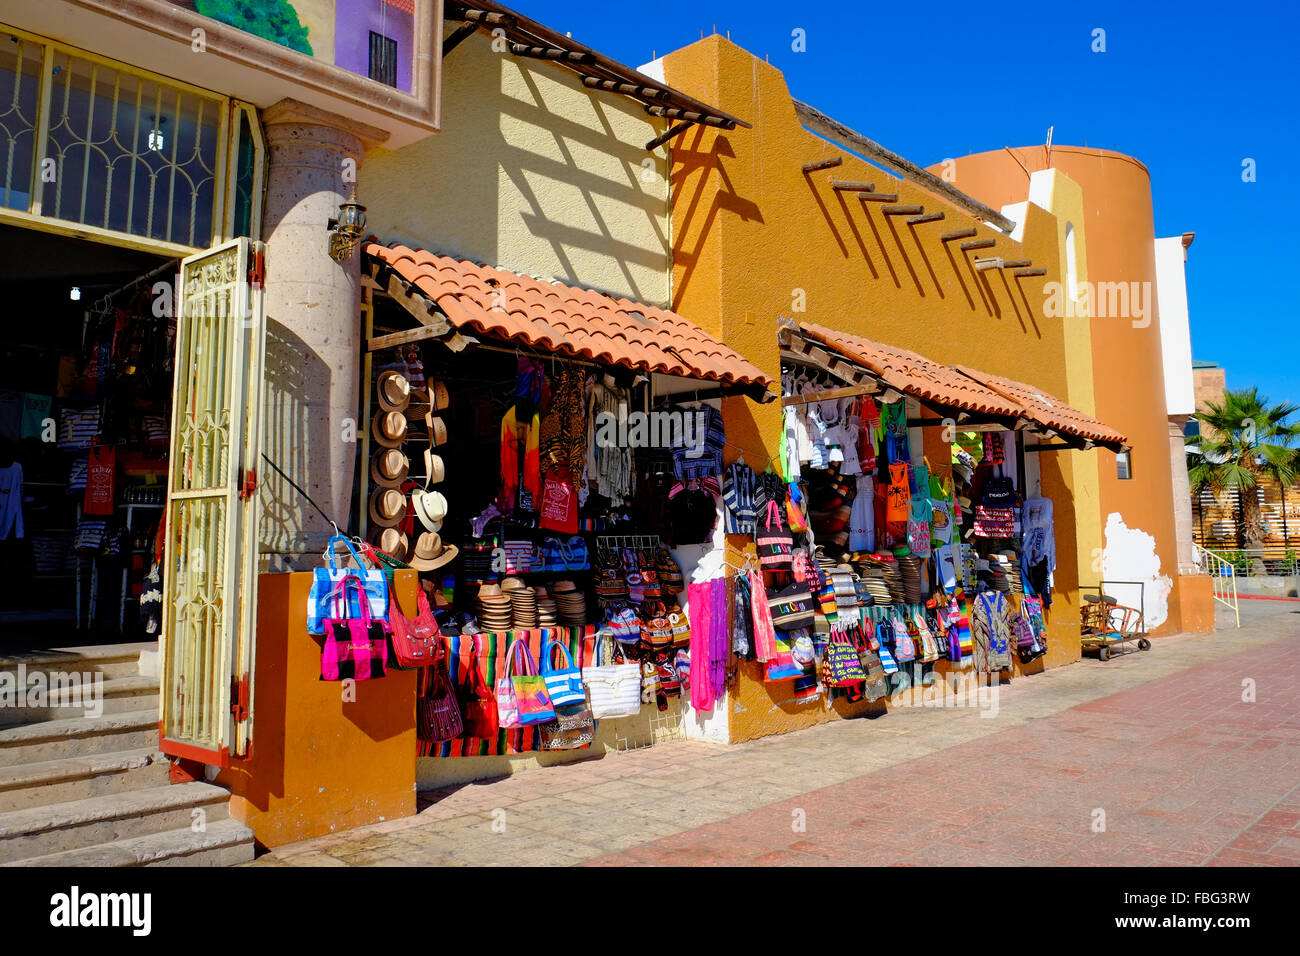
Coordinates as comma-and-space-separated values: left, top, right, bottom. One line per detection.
219, 572, 417, 849
940, 147, 1184, 635
661, 37, 1092, 742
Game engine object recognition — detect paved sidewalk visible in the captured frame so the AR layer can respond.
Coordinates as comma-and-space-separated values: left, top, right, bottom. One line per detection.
248, 602, 1300, 867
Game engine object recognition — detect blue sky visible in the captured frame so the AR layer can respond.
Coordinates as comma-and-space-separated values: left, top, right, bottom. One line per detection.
511, 0, 1299, 408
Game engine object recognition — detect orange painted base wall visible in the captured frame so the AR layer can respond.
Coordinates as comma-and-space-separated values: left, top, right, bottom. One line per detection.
218, 572, 417, 849
1173, 574, 1216, 633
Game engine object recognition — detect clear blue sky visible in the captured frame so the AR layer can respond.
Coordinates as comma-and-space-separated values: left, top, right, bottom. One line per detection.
509, 0, 1299, 408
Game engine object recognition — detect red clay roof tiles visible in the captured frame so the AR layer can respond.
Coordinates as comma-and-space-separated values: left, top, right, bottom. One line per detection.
954, 366, 1127, 447
364, 243, 773, 399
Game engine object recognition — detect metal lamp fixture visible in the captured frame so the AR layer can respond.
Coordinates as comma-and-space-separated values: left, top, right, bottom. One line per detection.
328, 196, 367, 262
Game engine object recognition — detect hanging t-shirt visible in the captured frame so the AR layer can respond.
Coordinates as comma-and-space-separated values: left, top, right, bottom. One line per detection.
880, 401, 910, 463
848, 473, 875, 553
20, 393, 52, 441
1022, 496, 1056, 571
0, 462, 24, 539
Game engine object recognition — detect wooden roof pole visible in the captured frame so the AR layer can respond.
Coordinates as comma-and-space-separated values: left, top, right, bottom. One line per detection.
792, 98, 1016, 233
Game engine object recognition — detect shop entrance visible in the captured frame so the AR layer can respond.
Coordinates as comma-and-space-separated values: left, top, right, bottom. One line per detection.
0, 224, 177, 653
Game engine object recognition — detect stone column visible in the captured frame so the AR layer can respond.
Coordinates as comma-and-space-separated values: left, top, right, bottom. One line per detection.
1168, 415, 1197, 573
258, 99, 387, 568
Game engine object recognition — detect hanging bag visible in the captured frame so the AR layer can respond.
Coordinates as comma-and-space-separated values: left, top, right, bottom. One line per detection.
823, 631, 868, 687
388, 588, 442, 669
508, 639, 557, 726
755, 500, 793, 570
495, 638, 526, 729
319, 574, 390, 682
539, 701, 595, 751
417, 651, 464, 742
309, 534, 390, 634
766, 581, 815, 631
541, 639, 587, 707
455, 636, 500, 739
582, 633, 642, 719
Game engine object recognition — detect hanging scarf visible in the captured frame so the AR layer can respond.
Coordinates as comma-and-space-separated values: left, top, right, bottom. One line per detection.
748, 569, 777, 662
709, 577, 729, 700
688, 581, 715, 712
499, 405, 540, 514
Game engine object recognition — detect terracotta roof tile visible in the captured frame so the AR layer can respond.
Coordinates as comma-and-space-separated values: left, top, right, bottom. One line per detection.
799, 322, 1127, 448
798, 323, 1026, 419
954, 366, 1128, 447
364, 243, 773, 400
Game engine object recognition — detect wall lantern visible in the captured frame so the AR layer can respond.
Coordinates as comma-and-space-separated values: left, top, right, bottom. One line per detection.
328, 196, 368, 262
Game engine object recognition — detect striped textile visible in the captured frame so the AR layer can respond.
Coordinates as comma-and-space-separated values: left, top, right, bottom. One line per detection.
418, 626, 595, 757
721, 460, 759, 534
672, 404, 725, 481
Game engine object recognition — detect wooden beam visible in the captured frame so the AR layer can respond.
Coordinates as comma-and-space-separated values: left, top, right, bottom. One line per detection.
802, 156, 843, 173
645, 104, 734, 128
941, 227, 977, 242
1003, 259, 1031, 268
792, 98, 1016, 232
450, 8, 516, 26
859, 193, 899, 202
442, 22, 478, 57
368, 324, 448, 352
883, 205, 924, 216
960, 239, 997, 251
830, 179, 874, 192
584, 76, 667, 99
1013, 267, 1048, 277
907, 211, 945, 225
646, 120, 695, 151
510, 44, 594, 64
783, 383, 879, 407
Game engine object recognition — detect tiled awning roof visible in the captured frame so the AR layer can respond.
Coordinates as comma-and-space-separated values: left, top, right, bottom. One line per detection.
793, 321, 1127, 450
364, 242, 774, 402
954, 366, 1128, 448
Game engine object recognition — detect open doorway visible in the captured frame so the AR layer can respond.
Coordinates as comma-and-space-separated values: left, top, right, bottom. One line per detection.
0, 225, 178, 651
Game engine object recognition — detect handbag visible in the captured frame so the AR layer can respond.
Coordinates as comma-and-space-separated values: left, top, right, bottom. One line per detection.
496, 638, 526, 729
417, 652, 463, 742
319, 574, 389, 682
508, 639, 556, 727
541, 639, 586, 707
538, 702, 595, 750
455, 635, 500, 738
582, 633, 641, 719
755, 500, 793, 569
639, 600, 676, 651
767, 581, 815, 631
309, 534, 389, 634
388, 588, 442, 669
823, 631, 868, 686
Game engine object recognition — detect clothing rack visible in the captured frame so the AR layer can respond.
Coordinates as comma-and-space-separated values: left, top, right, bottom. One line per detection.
91, 260, 178, 316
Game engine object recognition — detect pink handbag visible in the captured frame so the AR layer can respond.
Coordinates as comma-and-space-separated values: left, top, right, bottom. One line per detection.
388, 588, 441, 669
320, 574, 390, 682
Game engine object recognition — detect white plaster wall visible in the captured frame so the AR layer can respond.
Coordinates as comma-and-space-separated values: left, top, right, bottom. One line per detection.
1102, 512, 1173, 630
1155, 236, 1195, 417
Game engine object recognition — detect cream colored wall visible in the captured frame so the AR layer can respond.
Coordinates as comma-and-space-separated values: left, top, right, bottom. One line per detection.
1024, 169, 1104, 594
361, 30, 671, 306
293, 0, 336, 64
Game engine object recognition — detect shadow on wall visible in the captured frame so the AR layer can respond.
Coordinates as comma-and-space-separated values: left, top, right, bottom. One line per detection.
259, 318, 333, 566
361, 30, 671, 306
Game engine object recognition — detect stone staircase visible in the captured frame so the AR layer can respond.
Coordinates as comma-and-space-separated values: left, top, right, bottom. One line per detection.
0, 643, 255, 866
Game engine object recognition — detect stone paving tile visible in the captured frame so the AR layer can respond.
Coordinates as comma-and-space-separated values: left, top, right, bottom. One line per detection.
248, 605, 1299, 867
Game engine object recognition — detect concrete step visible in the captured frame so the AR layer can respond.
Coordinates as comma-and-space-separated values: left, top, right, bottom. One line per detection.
0, 675, 159, 728
0, 710, 158, 768
0, 781, 232, 863
0, 747, 170, 812
5, 817, 255, 867
0, 642, 155, 681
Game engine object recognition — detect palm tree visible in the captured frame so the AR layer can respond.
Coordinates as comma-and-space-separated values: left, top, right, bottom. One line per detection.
1186, 388, 1300, 557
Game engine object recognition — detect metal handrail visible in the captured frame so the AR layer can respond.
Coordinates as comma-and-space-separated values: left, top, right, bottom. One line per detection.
1193, 544, 1241, 629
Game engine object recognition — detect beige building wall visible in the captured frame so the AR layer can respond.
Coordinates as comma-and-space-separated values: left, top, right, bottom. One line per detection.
361, 29, 671, 305
293, 0, 336, 64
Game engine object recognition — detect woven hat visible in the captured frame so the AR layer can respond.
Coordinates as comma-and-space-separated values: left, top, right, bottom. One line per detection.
408, 532, 459, 572
411, 488, 447, 533
409, 381, 450, 413
368, 487, 406, 528
370, 448, 409, 488
377, 527, 409, 562
406, 410, 448, 446
376, 370, 411, 413
417, 451, 446, 485
371, 410, 408, 448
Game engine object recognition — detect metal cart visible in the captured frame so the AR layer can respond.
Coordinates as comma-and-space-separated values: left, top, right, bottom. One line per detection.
1079, 580, 1152, 661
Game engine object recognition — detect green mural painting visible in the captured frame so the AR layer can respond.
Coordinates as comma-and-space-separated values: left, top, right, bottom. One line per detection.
193, 0, 314, 56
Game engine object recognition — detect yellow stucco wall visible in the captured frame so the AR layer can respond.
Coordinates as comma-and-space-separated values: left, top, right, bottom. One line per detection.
360, 29, 671, 305
293, 0, 336, 64
662, 36, 1092, 742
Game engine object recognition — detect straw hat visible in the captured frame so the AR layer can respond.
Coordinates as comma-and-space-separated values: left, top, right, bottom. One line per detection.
368, 487, 407, 528
406, 410, 447, 446
376, 370, 411, 413
377, 527, 409, 562
370, 447, 409, 488
418, 451, 446, 485
409, 381, 450, 413
407, 532, 459, 572
371, 410, 408, 448
411, 488, 447, 533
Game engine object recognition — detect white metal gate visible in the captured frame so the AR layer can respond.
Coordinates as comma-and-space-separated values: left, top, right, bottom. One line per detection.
159, 237, 266, 763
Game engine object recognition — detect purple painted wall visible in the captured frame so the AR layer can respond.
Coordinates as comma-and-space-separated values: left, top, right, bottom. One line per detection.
334, 0, 414, 93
